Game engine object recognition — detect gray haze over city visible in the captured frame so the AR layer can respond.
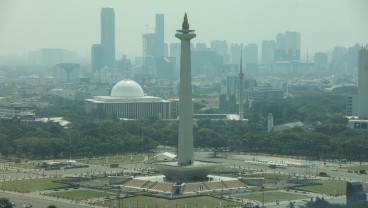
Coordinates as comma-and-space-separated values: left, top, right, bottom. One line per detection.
1, 0, 368, 60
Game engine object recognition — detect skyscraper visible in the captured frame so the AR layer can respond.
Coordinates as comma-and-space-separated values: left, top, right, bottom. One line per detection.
210, 40, 229, 64
313, 52, 328, 72
155, 14, 165, 57
142, 14, 165, 58
91, 44, 105, 73
262, 40, 275, 72
101, 8, 115, 67
244, 43, 258, 73
230, 43, 243, 65
275, 31, 300, 61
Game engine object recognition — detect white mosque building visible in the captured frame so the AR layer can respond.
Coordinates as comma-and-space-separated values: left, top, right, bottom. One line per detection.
85, 79, 178, 119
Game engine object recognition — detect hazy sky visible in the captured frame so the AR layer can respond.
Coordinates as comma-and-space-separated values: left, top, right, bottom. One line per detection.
0, 0, 367, 58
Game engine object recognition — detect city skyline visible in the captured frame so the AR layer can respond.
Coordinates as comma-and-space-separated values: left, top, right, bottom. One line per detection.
0, 0, 368, 59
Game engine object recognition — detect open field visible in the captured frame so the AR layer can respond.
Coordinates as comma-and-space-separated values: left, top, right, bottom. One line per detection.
296, 179, 346, 196
0, 178, 67, 192
238, 191, 309, 204
343, 164, 368, 171
99, 195, 237, 208
47, 189, 114, 200
77, 154, 146, 165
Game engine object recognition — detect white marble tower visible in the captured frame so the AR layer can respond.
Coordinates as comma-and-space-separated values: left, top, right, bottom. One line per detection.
238, 51, 244, 120
176, 13, 196, 166
358, 48, 368, 119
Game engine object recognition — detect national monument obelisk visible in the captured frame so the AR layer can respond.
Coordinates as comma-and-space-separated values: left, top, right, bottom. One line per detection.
153, 14, 219, 182
238, 51, 244, 120
176, 13, 196, 166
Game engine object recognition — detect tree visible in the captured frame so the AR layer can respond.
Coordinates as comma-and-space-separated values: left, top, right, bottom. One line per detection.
48, 205, 57, 208
0, 198, 12, 208
286, 202, 295, 208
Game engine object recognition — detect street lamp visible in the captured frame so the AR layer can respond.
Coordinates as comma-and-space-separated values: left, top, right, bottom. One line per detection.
262, 185, 265, 208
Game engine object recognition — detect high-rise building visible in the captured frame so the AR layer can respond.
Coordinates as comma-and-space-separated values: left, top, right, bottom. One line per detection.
262, 40, 275, 72
275, 31, 300, 61
142, 14, 165, 58
210, 40, 229, 64
169, 43, 181, 70
195, 43, 207, 51
330, 47, 347, 74
155, 14, 165, 57
348, 47, 368, 130
101, 8, 115, 67
358, 48, 368, 119
244, 43, 258, 73
230, 43, 243, 65
313, 52, 328, 72
347, 43, 360, 74
91, 44, 104, 73
28, 48, 77, 66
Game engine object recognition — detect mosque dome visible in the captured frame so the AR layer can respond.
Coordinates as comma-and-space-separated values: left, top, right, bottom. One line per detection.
110, 79, 144, 98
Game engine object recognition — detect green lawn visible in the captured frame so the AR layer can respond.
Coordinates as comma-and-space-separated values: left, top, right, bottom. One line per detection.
47, 189, 114, 200
0, 178, 67, 193
296, 179, 346, 196
100, 195, 236, 208
238, 191, 309, 203
344, 164, 368, 171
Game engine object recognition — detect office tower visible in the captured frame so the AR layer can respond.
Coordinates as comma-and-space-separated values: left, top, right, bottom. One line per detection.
331, 47, 347, 74
170, 43, 181, 58
262, 40, 275, 72
169, 43, 181, 70
155, 14, 165, 57
230, 43, 243, 65
275, 31, 300, 61
195, 43, 207, 51
358, 48, 368, 119
244, 43, 258, 73
210, 40, 229, 63
28, 48, 77, 65
101, 8, 115, 67
142, 14, 165, 58
192, 50, 223, 77
91, 44, 105, 73
347, 43, 360, 74
313, 52, 328, 72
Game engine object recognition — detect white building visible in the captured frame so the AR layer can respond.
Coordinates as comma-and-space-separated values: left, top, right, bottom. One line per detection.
85, 79, 178, 119
348, 47, 368, 129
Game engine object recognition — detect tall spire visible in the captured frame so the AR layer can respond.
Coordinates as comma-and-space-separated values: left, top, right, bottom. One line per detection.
182, 13, 189, 30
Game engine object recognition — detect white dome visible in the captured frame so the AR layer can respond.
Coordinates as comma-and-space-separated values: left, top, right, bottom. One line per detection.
110, 79, 144, 98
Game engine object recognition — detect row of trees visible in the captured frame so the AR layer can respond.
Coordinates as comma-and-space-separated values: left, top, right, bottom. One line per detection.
0, 87, 367, 161
1, 117, 368, 161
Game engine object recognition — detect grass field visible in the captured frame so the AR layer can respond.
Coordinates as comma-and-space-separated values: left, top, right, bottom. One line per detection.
0, 178, 67, 193
99, 195, 237, 208
343, 164, 368, 171
296, 179, 346, 196
238, 191, 308, 204
47, 189, 114, 200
